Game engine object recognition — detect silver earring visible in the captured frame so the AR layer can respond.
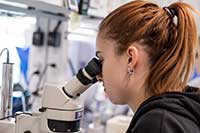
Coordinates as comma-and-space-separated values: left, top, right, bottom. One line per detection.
128, 67, 134, 76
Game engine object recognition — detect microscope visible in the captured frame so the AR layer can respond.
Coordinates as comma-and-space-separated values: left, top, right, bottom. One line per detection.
0, 57, 102, 133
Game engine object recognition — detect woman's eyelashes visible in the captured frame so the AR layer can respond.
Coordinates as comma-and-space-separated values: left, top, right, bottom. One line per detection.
95, 52, 104, 64
96, 55, 104, 64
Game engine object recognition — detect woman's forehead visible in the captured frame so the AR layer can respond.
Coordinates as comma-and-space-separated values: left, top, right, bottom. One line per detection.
96, 38, 115, 53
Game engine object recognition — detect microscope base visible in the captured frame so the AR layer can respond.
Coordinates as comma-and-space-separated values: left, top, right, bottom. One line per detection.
0, 120, 15, 133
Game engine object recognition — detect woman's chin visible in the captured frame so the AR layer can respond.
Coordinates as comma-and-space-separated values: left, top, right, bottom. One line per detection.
109, 98, 127, 105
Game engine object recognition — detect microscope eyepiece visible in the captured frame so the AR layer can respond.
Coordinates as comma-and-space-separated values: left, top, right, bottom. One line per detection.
63, 57, 102, 99
85, 58, 102, 78
77, 58, 102, 85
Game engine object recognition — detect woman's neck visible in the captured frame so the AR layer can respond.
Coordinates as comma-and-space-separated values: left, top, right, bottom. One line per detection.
128, 87, 151, 112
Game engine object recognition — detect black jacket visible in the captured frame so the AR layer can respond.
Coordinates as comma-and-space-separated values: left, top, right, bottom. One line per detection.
127, 86, 200, 133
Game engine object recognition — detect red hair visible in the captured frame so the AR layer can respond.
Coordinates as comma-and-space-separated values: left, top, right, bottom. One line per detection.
99, 1, 199, 95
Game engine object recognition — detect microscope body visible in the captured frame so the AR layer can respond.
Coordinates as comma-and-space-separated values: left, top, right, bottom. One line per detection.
15, 81, 84, 133
0, 57, 102, 133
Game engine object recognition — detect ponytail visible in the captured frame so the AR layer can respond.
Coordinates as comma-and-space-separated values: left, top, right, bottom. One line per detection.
99, 1, 200, 95
148, 2, 200, 94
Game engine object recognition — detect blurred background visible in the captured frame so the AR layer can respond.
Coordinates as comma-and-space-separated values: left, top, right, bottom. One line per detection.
0, 0, 199, 133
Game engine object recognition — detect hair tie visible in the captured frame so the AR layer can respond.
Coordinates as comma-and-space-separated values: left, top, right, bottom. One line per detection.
163, 7, 176, 18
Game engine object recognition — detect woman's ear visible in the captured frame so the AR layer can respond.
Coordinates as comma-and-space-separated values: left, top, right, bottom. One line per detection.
127, 45, 138, 68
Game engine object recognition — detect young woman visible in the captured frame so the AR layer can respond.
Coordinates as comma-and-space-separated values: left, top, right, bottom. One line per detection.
96, 1, 200, 132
